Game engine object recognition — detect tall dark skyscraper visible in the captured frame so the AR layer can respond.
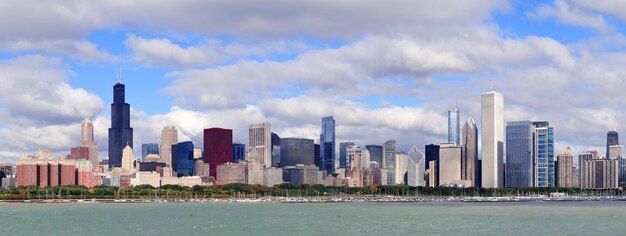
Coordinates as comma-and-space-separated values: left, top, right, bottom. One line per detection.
108, 77, 133, 169
425, 144, 440, 172
320, 116, 336, 174
204, 128, 233, 179
607, 130, 619, 158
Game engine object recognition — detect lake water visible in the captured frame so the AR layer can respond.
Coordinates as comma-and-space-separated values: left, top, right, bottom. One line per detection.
1, 201, 625, 235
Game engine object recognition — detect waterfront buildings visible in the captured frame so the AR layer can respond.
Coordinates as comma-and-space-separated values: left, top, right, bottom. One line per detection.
141, 143, 159, 161
481, 91, 504, 188
160, 126, 178, 168
448, 105, 460, 145
320, 116, 336, 174
71, 146, 89, 161
383, 140, 397, 185
194, 160, 211, 177
280, 138, 315, 167
556, 147, 574, 188
425, 144, 440, 176
108, 78, 133, 169
581, 157, 619, 189
462, 118, 478, 187
406, 146, 425, 187
395, 152, 408, 184
249, 123, 272, 167
216, 162, 247, 185
204, 128, 233, 179
263, 167, 283, 187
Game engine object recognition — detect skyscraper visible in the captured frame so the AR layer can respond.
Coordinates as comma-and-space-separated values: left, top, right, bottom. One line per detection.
406, 146, 425, 187
448, 106, 460, 145
320, 116, 336, 174
607, 130, 619, 158
280, 138, 315, 167
505, 121, 534, 187
141, 143, 159, 161
339, 142, 355, 169
121, 145, 133, 173
80, 119, 99, 168
383, 140, 397, 185
204, 128, 233, 179
533, 121, 554, 187
365, 145, 383, 167
462, 117, 478, 187
481, 91, 504, 188
249, 123, 272, 167
160, 126, 178, 168
556, 147, 574, 187
108, 78, 133, 169
271, 133, 281, 166
425, 144, 440, 173
232, 143, 246, 163
172, 141, 194, 177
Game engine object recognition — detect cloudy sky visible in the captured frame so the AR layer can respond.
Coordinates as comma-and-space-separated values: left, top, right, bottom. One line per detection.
1, 0, 626, 163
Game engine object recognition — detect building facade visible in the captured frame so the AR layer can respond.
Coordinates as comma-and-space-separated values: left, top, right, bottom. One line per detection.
249, 123, 272, 167
607, 130, 619, 159
365, 145, 383, 167
556, 147, 574, 187
204, 128, 233, 179
481, 91, 504, 188
280, 138, 315, 167
232, 143, 246, 163
339, 142, 356, 169
533, 121, 555, 187
320, 116, 336, 174
462, 117, 478, 187
505, 121, 534, 187
173, 141, 195, 177
448, 106, 460, 145
383, 140, 397, 185
406, 146, 425, 187
160, 126, 178, 168
141, 143, 159, 161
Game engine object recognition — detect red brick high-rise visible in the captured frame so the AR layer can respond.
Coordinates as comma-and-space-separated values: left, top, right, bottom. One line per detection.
71, 146, 90, 160
203, 128, 233, 179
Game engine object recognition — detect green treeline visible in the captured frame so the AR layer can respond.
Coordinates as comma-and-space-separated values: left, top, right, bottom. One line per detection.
0, 184, 623, 200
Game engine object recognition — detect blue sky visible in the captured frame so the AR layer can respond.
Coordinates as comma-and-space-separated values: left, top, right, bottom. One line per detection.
2, 0, 626, 162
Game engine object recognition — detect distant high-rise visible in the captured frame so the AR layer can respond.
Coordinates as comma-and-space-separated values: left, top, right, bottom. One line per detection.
481, 91, 504, 188
249, 123, 272, 167
121, 145, 133, 173
232, 143, 246, 163
204, 128, 233, 179
172, 141, 194, 177
406, 146, 425, 187
425, 144, 440, 173
608, 145, 624, 159
339, 142, 355, 169
160, 126, 178, 168
271, 133, 281, 166
365, 145, 383, 167
607, 130, 619, 158
505, 121, 535, 188
280, 138, 315, 167
383, 140, 397, 185
439, 143, 463, 186
448, 106, 460, 145
556, 147, 574, 188
80, 119, 99, 168
533, 121, 555, 187
108, 77, 133, 169
320, 116, 336, 174
462, 118, 478, 187
141, 143, 159, 161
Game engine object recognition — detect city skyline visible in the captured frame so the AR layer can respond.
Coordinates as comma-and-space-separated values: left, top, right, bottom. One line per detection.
3, 1, 626, 162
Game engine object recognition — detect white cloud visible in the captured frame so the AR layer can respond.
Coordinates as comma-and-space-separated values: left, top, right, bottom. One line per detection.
7, 39, 118, 62
529, 0, 613, 32
568, 0, 626, 24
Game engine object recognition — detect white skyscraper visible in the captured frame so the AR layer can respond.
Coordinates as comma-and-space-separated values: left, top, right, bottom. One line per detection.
160, 126, 178, 168
395, 152, 408, 184
249, 123, 272, 167
80, 119, 99, 168
407, 146, 425, 187
481, 91, 504, 188
122, 145, 133, 173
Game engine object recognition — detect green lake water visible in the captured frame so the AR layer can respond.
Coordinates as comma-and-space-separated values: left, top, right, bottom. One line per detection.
1, 201, 625, 235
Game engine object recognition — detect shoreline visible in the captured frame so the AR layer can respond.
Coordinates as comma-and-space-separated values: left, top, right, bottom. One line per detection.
2, 196, 626, 204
